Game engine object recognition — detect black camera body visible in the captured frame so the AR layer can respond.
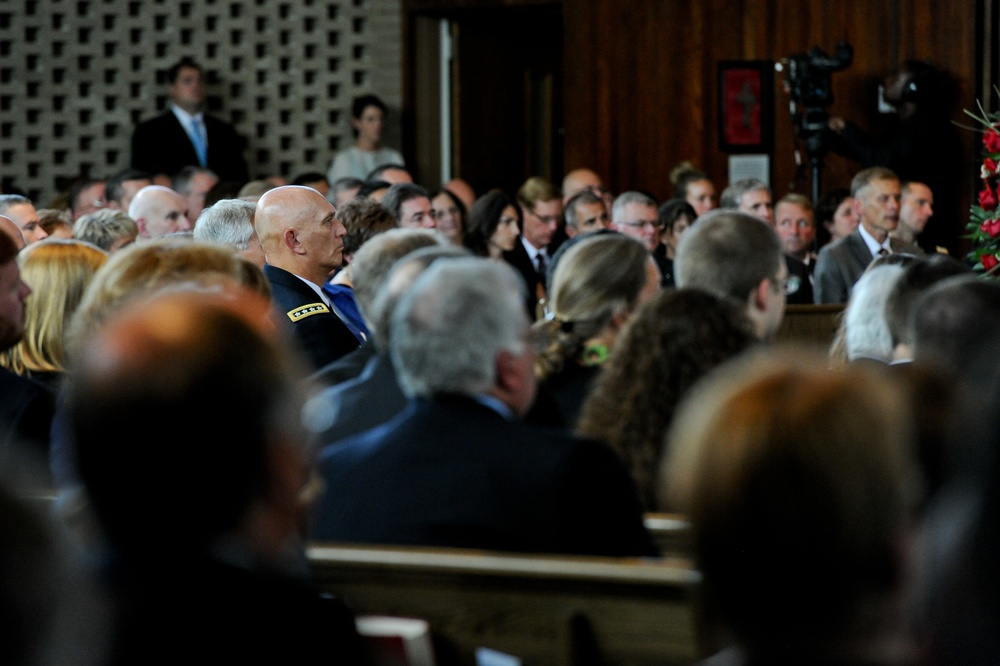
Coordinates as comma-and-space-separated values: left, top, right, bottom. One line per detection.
785, 41, 854, 111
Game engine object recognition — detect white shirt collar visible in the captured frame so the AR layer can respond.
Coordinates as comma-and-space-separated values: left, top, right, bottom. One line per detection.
171, 104, 203, 125
520, 235, 546, 259
858, 223, 889, 257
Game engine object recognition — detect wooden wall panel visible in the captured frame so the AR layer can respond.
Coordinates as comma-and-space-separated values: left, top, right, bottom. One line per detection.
562, 0, 979, 252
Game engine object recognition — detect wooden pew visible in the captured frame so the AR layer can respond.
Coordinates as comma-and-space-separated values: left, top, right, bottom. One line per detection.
308, 543, 702, 666
775, 303, 844, 349
644, 513, 692, 558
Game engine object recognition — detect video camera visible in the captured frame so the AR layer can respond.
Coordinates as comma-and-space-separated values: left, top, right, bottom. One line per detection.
777, 41, 853, 139
775, 41, 853, 202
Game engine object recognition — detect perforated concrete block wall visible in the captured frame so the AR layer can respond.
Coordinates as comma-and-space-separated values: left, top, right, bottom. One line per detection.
0, 0, 401, 205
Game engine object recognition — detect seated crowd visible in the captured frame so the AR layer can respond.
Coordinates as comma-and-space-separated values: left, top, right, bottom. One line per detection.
0, 124, 994, 664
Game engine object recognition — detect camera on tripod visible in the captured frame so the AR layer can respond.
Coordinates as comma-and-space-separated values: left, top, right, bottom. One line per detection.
777, 41, 853, 139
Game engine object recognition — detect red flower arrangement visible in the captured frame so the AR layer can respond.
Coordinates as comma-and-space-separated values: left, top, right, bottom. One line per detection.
966, 103, 1000, 274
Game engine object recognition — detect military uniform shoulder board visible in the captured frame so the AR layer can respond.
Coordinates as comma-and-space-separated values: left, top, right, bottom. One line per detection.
287, 302, 330, 322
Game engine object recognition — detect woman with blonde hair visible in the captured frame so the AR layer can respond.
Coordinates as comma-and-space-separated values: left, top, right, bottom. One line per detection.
531, 232, 660, 426
0, 239, 108, 392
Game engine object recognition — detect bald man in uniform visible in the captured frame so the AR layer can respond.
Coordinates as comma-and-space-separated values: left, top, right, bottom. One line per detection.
255, 185, 360, 371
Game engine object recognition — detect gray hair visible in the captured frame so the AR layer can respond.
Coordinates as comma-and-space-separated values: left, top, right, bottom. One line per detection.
720, 178, 769, 209
193, 199, 257, 252
844, 264, 905, 362
564, 189, 604, 230
611, 190, 657, 222
391, 258, 527, 398
73, 209, 139, 251
350, 228, 445, 335
0, 194, 32, 214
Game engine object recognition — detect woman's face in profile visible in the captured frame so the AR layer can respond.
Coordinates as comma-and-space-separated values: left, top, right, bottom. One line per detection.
825, 197, 859, 242
686, 180, 717, 217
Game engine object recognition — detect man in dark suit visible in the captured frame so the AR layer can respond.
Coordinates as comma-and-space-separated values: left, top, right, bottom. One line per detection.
310, 258, 657, 557
0, 230, 54, 478
255, 185, 360, 372
814, 167, 924, 303
131, 57, 249, 184
503, 176, 563, 320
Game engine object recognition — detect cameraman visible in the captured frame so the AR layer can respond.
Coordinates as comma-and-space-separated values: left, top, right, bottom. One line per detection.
826, 60, 962, 253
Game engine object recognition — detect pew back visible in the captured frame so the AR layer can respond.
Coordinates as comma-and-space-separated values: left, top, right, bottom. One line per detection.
308, 543, 701, 666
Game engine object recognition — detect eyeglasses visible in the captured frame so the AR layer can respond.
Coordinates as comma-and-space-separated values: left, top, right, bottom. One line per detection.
526, 208, 561, 225
619, 219, 661, 231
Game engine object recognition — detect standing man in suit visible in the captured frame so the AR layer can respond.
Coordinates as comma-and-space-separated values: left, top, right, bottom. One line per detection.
814, 167, 923, 304
131, 57, 249, 185
310, 258, 657, 557
504, 176, 563, 320
255, 185, 360, 372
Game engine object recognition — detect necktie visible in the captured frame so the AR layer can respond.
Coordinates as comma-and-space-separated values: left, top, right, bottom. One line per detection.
190, 117, 208, 166
536, 252, 547, 275
877, 247, 889, 257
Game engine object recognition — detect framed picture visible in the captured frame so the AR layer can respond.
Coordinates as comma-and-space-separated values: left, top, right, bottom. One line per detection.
718, 60, 774, 153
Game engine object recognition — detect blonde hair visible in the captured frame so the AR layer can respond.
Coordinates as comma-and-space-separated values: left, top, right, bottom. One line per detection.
66, 238, 265, 361
0, 239, 108, 377
532, 233, 650, 379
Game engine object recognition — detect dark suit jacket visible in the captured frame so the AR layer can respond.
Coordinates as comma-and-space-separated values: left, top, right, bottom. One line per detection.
102, 556, 368, 665
0, 367, 55, 471
309, 339, 378, 388
264, 264, 360, 372
310, 395, 658, 557
308, 351, 408, 445
131, 110, 250, 183
813, 229, 922, 304
784, 253, 815, 305
503, 239, 546, 321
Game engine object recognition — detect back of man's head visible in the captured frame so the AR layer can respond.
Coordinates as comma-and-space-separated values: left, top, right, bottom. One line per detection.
912, 275, 1000, 385
350, 228, 445, 342
885, 254, 971, 352
193, 199, 256, 251
720, 178, 768, 209
675, 209, 782, 303
391, 258, 527, 401
67, 288, 307, 560
381, 183, 429, 222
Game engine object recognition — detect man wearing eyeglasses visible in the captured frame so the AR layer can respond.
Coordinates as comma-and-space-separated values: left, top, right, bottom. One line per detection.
611, 190, 671, 286
504, 176, 564, 320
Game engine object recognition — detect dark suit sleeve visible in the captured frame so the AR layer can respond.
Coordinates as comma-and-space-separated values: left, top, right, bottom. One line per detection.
557, 438, 659, 557
813, 246, 848, 304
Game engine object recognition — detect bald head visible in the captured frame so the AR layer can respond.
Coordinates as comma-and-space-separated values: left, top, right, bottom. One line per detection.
443, 178, 476, 212
255, 185, 346, 284
562, 168, 603, 199
129, 185, 192, 240
0, 215, 26, 250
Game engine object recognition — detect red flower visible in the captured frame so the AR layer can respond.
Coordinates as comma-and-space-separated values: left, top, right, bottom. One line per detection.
983, 254, 999, 271
985, 158, 1000, 179
981, 219, 1000, 237
985, 128, 1000, 153
980, 185, 999, 211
